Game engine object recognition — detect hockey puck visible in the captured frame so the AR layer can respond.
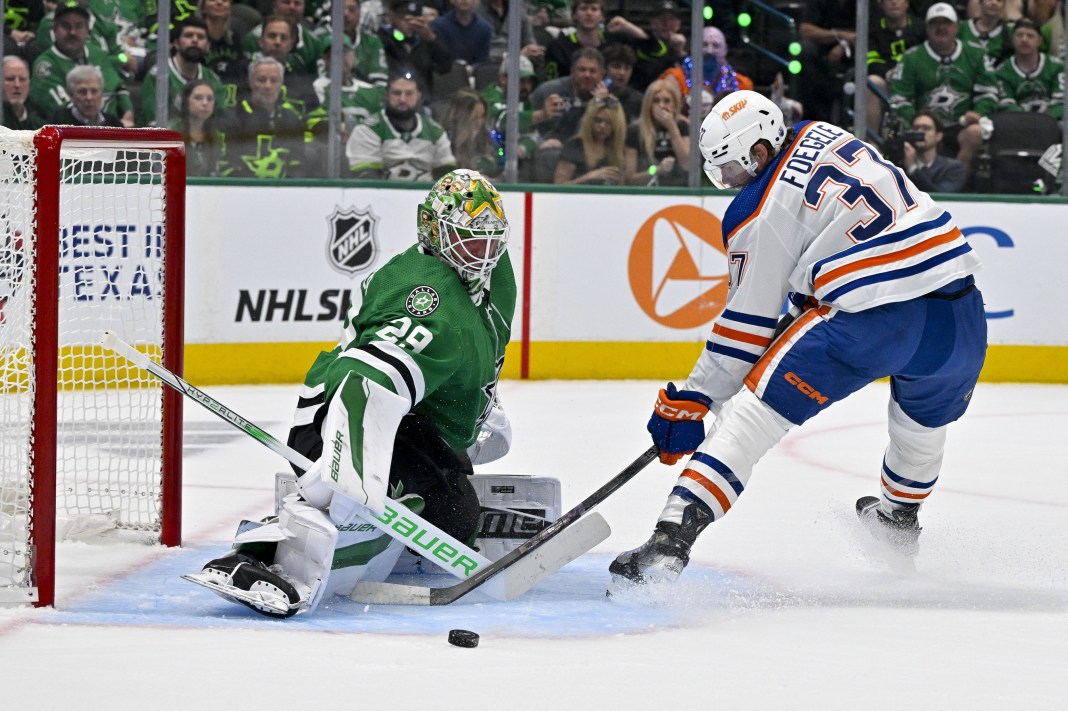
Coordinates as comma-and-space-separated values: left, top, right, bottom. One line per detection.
448, 629, 479, 648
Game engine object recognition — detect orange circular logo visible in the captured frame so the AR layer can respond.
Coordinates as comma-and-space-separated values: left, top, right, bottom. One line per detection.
628, 205, 729, 329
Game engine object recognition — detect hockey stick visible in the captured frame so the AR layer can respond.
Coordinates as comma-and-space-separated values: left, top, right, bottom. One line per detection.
100, 331, 507, 599
351, 445, 659, 605
352, 511, 611, 605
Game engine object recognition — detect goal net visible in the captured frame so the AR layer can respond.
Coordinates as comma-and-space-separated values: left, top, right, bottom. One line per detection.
0, 126, 185, 607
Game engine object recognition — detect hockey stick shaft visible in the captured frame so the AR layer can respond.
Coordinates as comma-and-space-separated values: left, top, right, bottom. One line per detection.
100, 331, 506, 596
425, 445, 659, 605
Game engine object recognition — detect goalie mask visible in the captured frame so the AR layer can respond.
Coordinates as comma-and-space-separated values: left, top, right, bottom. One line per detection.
700, 90, 786, 189
417, 170, 509, 284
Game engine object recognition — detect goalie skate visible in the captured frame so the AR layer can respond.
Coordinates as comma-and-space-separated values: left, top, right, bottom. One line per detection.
183, 553, 306, 619
855, 496, 921, 564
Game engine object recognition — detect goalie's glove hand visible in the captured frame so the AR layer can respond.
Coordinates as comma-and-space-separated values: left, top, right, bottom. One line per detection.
647, 382, 712, 465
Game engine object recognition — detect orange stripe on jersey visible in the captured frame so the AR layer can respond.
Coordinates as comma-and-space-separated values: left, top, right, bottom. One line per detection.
726, 123, 821, 245
813, 227, 963, 292
682, 468, 732, 513
880, 475, 931, 500
712, 323, 774, 348
743, 306, 824, 392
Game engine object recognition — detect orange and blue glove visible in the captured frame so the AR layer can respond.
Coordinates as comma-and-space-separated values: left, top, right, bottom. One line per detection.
647, 382, 712, 464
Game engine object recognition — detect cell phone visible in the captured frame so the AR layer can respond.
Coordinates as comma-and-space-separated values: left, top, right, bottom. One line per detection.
398, 1, 421, 16
904, 130, 926, 144
604, 77, 614, 89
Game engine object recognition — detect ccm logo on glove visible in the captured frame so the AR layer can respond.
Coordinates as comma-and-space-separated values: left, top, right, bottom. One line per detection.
647, 383, 713, 465
655, 395, 709, 421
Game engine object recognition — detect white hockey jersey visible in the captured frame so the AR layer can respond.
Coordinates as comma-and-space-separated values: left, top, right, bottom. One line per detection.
686, 120, 982, 404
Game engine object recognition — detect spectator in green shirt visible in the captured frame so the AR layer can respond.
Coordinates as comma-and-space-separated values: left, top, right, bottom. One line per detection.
29, 1, 133, 125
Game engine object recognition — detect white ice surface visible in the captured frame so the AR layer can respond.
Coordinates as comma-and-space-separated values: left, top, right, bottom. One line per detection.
1, 380, 1065, 710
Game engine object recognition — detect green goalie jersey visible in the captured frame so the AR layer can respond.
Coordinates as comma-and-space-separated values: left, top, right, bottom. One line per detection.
889, 40, 998, 125
301, 245, 515, 451
996, 54, 1065, 119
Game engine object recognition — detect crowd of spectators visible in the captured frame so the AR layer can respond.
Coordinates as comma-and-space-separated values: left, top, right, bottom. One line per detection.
1, 0, 1062, 193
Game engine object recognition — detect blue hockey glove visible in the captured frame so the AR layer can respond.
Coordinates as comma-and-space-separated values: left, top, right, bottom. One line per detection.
647, 382, 713, 465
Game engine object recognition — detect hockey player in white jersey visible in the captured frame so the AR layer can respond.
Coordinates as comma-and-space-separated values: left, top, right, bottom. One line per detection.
611, 90, 987, 585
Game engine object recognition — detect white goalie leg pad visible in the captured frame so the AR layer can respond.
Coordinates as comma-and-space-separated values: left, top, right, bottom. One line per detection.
325, 509, 409, 598
880, 398, 947, 509
660, 388, 793, 523
471, 474, 561, 560
314, 372, 411, 520
274, 496, 340, 614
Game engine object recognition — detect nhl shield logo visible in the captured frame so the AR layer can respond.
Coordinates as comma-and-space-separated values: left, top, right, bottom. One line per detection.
327, 206, 378, 275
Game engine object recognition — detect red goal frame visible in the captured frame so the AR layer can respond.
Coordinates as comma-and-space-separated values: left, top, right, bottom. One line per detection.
28, 126, 186, 607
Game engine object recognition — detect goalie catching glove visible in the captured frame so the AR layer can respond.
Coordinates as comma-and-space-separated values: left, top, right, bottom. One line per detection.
647, 382, 712, 464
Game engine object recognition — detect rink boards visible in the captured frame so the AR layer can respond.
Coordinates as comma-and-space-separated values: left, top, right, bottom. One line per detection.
176, 183, 1068, 384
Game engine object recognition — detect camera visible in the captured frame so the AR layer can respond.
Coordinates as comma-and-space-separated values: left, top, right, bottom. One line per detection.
903, 130, 926, 144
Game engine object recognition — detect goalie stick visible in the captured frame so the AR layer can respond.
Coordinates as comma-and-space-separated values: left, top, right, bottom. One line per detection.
100, 331, 510, 597
351, 445, 659, 605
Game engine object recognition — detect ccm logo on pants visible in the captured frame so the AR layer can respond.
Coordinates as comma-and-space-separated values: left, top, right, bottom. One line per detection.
785, 372, 828, 405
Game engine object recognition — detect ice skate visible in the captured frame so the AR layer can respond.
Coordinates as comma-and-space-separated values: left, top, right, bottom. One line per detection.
182, 552, 305, 618
608, 504, 711, 591
855, 496, 921, 558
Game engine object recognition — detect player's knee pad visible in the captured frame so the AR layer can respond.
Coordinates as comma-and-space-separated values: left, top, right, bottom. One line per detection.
274, 496, 340, 613
705, 388, 793, 476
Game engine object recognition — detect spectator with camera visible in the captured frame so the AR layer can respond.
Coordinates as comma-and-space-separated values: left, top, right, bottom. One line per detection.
529, 46, 608, 145
378, 0, 452, 100
889, 3, 998, 176
902, 109, 967, 193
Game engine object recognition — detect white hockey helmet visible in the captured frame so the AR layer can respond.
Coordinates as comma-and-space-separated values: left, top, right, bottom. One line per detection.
699, 90, 787, 189
417, 169, 509, 284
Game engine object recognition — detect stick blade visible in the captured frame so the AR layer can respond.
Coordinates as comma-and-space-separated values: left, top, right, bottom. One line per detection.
496, 511, 611, 601
429, 511, 611, 605
350, 582, 433, 606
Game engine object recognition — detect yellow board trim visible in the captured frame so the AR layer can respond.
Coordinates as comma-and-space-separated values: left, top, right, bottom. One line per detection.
183, 342, 1068, 384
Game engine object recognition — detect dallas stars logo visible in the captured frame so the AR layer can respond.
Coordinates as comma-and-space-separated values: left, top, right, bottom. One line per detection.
926, 83, 969, 116
406, 286, 439, 317
464, 179, 504, 220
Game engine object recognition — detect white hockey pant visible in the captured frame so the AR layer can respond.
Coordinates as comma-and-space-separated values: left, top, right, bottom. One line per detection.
879, 398, 946, 511
660, 388, 793, 525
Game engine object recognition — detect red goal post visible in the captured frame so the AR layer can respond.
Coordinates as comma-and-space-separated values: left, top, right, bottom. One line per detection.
0, 126, 185, 607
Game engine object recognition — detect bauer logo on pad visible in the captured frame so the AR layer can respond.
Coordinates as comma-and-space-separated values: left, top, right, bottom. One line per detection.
327, 205, 379, 276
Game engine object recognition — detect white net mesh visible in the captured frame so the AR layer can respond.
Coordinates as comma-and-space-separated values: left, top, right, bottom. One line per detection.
0, 129, 174, 602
